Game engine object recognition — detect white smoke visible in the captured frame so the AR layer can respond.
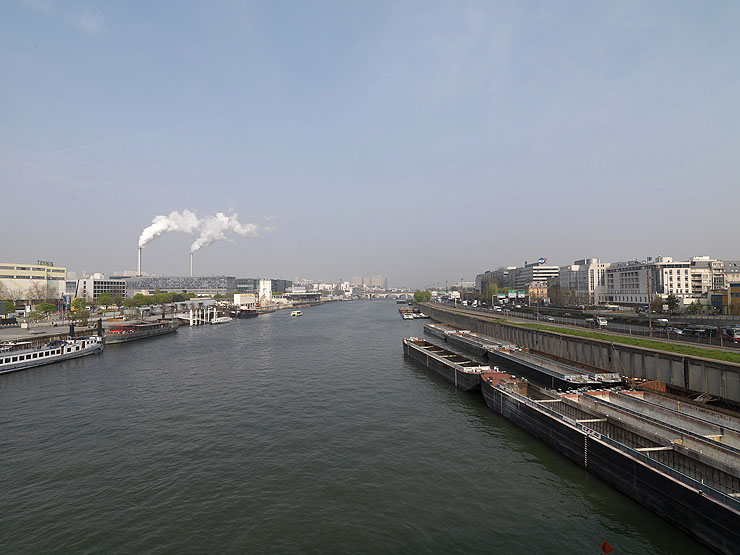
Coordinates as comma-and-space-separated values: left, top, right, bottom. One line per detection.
139, 210, 262, 253
190, 212, 259, 253
138, 210, 200, 248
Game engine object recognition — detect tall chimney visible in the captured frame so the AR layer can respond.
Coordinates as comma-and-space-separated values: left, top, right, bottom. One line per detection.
137, 247, 142, 277
190, 252, 193, 277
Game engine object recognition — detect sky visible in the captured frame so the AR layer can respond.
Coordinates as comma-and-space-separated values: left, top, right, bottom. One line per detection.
2, 0, 739, 288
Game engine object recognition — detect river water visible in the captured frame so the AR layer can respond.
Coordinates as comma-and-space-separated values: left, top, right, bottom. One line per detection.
1, 301, 711, 554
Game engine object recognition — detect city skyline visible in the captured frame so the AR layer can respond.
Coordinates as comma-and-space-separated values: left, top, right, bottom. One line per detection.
2, 2, 739, 288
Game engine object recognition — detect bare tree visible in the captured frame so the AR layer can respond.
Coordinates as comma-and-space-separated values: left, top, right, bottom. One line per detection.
28, 281, 48, 301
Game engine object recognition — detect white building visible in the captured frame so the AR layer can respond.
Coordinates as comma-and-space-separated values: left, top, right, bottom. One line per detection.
514, 260, 560, 289
600, 256, 726, 306
75, 274, 127, 301
258, 279, 272, 305
0, 260, 67, 301
559, 258, 611, 304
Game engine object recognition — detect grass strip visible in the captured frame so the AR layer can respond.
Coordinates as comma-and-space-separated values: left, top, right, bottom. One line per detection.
503, 321, 740, 365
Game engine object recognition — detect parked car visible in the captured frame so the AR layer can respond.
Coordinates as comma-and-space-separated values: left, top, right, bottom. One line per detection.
543, 315, 555, 322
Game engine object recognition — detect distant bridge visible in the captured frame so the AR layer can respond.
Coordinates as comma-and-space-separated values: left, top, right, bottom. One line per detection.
359, 292, 414, 300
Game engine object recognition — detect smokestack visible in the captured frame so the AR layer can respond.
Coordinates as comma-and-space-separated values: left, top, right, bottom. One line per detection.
137, 247, 142, 277
190, 252, 193, 277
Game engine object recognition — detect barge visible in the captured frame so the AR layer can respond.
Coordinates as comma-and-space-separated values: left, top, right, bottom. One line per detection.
480, 379, 740, 554
229, 308, 258, 319
1, 335, 103, 375
402, 337, 490, 392
104, 319, 178, 344
423, 322, 466, 341
446, 330, 518, 358
487, 348, 614, 390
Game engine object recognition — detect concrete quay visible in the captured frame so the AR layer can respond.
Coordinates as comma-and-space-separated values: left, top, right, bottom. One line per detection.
420, 303, 740, 407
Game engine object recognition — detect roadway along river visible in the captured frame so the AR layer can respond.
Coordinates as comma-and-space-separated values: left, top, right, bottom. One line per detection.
0, 301, 712, 554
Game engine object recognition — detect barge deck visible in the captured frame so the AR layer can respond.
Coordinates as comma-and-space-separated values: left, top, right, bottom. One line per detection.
403, 337, 490, 392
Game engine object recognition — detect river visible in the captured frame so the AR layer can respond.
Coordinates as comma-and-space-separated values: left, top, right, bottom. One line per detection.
0, 300, 711, 553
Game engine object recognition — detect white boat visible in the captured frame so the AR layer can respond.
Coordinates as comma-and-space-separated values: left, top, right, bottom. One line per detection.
290, 311, 303, 317
402, 312, 415, 320
210, 316, 233, 324
0, 336, 104, 375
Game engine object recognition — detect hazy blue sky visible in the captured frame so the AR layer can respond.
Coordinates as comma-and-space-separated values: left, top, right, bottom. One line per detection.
2, 1, 739, 287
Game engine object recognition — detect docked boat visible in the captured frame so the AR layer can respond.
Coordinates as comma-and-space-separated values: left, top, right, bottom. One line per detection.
480, 378, 740, 554
486, 348, 605, 390
423, 322, 464, 340
446, 330, 518, 358
290, 311, 303, 317
229, 308, 258, 319
104, 319, 178, 344
402, 312, 415, 320
402, 337, 490, 392
210, 316, 233, 324
1, 335, 103, 375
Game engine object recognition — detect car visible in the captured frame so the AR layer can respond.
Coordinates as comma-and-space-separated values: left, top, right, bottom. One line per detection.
665, 327, 683, 335
543, 316, 555, 322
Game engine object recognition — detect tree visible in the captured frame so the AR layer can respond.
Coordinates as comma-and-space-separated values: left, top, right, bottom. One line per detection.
413, 290, 432, 302
112, 294, 124, 308
71, 298, 90, 325
28, 311, 45, 322
97, 292, 113, 307
665, 294, 680, 313
28, 281, 48, 301
687, 300, 702, 314
36, 302, 56, 314
650, 296, 664, 312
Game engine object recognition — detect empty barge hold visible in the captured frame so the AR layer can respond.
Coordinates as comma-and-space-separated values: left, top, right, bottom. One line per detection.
480, 380, 740, 554
402, 337, 490, 392
486, 348, 615, 390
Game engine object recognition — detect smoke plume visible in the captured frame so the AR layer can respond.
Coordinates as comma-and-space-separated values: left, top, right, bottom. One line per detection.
139, 210, 263, 253
138, 210, 200, 248
190, 212, 258, 253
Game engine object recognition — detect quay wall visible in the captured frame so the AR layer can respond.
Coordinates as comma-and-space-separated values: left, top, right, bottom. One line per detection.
420, 304, 740, 405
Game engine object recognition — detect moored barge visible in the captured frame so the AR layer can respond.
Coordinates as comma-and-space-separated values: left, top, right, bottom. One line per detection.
104, 319, 178, 344
229, 308, 258, 319
446, 330, 518, 358
423, 322, 466, 341
402, 337, 490, 392
487, 348, 609, 390
1, 335, 103, 375
480, 379, 740, 554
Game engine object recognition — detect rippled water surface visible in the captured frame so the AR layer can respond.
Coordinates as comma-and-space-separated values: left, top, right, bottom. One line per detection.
1, 301, 711, 553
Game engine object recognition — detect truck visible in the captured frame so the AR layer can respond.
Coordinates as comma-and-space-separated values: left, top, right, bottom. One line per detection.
586, 316, 608, 328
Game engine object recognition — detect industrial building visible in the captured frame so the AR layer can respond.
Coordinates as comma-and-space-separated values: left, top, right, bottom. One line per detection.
125, 275, 236, 297
0, 260, 66, 301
